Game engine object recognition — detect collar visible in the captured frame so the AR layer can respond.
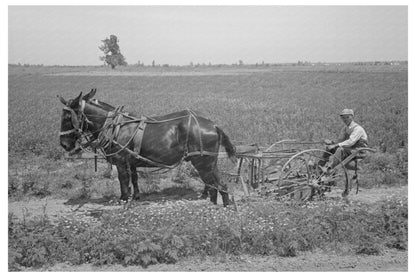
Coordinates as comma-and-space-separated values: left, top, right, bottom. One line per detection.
347, 121, 357, 128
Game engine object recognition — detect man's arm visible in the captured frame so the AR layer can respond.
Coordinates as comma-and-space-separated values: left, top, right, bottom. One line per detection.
326, 127, 347, 150
338, 126, 365, 148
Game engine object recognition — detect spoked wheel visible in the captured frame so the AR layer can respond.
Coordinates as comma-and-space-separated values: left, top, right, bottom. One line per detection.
276, 149, 349, 201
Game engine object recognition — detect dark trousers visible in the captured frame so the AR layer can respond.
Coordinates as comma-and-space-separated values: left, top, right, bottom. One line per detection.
319, 140, 368, 169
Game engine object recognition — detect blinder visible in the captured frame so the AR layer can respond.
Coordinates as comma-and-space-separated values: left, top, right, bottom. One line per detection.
59, 100, 86, 137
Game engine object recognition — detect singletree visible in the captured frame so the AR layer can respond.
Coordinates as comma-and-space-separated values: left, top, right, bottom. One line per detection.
99, 35, 127, 69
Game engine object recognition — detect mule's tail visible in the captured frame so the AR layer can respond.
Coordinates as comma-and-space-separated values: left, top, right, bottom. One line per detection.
216, 127, 237, 163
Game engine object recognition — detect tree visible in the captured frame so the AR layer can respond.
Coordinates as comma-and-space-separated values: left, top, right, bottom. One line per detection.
99, 35, 127, 69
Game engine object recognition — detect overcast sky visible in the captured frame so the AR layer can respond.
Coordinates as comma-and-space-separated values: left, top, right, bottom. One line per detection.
8, 5, 408, 66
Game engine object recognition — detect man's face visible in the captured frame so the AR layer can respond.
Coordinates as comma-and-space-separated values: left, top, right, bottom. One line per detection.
340, 115, 353, 125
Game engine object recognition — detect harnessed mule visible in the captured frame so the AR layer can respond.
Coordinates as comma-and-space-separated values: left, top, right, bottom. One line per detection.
58, 89, 237, 206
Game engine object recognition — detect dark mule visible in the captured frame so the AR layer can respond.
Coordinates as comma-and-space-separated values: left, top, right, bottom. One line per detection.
58, 89, 236, 206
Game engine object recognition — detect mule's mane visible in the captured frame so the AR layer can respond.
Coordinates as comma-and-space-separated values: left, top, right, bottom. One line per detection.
89, 99, 116, 111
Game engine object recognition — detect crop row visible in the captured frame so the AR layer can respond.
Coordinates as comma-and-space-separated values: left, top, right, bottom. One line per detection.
8, 66, 407, 156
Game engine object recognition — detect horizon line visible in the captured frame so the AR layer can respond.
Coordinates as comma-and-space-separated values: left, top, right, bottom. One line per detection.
8, 60, 409, 67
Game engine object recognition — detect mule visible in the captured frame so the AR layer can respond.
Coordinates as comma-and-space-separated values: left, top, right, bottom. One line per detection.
58, 89, 236, 206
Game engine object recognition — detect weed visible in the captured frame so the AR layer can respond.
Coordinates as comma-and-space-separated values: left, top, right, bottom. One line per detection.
8, 196, 408, 270
31, 182, 52, 198
60, 181, 73, 189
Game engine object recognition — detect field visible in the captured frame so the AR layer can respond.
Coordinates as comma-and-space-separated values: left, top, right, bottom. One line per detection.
8, 64, 408, 271
8, 63, 408, 153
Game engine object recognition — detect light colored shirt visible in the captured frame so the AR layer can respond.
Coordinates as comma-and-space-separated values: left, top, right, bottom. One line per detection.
337, 121, 368, 148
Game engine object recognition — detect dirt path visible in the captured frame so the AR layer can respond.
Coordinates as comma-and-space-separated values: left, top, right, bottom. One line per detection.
8, 186, 408, 221
27, 249, 407, 271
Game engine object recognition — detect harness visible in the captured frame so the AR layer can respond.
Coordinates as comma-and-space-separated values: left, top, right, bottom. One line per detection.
98, 108, 220, 169
59, 100, 91, 136
61, 101, 219, 169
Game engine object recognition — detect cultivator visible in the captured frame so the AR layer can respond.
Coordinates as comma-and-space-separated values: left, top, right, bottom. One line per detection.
229, 140, 375, 201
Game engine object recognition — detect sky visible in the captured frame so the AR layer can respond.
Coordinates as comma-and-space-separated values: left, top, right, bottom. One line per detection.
8, 5, 408, 66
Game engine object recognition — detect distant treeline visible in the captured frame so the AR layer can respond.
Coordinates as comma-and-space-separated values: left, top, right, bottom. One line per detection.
8, 60, 408, 68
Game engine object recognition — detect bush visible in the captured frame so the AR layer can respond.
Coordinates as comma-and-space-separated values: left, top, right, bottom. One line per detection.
380, 197, 408, 250
8, 197, 408, 270
368, 152, 396, 171
366, 152, 405, 186
8, 173, 51, 199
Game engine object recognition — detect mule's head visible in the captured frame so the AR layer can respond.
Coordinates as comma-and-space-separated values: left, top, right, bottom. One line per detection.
58, 88, 97, 154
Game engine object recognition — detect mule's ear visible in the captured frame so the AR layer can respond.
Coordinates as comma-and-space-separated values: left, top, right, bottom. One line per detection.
70, 92, 83, 108
83, 88, 97, 101
57, 95, 67, 105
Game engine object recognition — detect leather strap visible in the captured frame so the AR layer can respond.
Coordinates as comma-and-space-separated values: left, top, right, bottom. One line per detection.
133, 116, 147, 155
59, 100, 86, 136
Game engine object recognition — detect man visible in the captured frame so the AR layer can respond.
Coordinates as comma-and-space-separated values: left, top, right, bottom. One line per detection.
320, 109, 368, 172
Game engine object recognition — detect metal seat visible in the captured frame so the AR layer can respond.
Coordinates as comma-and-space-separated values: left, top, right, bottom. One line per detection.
341, 147, 376, 194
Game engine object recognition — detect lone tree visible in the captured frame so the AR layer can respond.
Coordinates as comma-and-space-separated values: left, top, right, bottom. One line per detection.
99, 35, 127, 69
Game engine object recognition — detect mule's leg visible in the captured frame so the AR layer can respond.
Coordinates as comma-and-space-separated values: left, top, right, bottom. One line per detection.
116, 162, 131, 201
190, 156, 229, 207
212, 167, 230, 206
208, 186, 218, 205
130, 164, 140, 200
200, 185, 209, 199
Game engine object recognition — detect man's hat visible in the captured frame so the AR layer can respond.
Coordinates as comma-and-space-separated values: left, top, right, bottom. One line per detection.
340, 109, 354, 116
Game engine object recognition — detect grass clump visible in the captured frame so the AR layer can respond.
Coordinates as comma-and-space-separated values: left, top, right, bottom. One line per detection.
9, 196, 407, 270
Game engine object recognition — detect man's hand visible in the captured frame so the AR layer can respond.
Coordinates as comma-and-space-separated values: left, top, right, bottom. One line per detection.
324, 139, 333, 145
327, 144, 338, 151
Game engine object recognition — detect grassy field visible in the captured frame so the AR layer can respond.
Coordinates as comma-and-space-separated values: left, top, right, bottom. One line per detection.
8, 64, 408, 270
8, 64, 407, 155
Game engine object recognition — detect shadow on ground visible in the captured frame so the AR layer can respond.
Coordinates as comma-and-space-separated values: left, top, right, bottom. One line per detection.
140, 187, 200, 202
64, 187, 200, 206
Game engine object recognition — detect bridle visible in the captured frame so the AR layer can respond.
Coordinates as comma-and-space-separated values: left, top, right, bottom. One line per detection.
59, 100, 91, 138
60, 99, 117, 155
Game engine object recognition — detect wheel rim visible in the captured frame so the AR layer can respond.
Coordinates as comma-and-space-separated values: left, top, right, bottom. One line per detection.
277, 149, 349, 200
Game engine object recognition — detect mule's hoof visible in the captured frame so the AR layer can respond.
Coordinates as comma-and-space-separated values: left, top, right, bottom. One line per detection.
119, 199, 129, 205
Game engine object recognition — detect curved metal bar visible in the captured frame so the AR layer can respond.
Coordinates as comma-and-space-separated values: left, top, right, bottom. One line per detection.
278, 148, 349, 196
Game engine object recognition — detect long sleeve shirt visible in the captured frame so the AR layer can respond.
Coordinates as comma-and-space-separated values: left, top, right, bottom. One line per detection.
337, 121, 368, 148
